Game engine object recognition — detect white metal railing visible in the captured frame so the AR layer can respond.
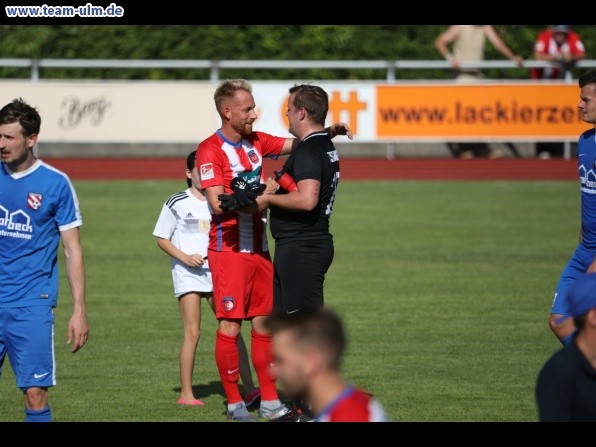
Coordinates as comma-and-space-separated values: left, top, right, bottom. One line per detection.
0, 58, 595, 82
2, 58, 592, 160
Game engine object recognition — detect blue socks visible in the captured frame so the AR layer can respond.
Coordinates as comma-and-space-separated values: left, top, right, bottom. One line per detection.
25, 406, 51, 422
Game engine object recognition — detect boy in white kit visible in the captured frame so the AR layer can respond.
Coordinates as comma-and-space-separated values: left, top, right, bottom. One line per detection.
153, 150, 259, 407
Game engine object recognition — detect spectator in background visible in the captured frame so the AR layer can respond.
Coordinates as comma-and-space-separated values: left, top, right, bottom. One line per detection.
531, 25, 585, 81
536, 272, 596, 422
435, 25, 524, 82
532, 25, 586, 159
435, 25, 524, 159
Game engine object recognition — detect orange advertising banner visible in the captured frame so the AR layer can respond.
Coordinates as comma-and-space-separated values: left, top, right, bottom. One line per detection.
376, 83, 589, 141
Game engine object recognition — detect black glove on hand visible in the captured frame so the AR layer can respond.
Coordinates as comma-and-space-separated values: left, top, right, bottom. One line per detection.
218, 194, 241, 213
218, 177, 267, 212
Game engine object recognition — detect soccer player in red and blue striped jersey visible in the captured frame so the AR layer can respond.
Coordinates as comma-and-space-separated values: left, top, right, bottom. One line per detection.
196, 79, 351, 421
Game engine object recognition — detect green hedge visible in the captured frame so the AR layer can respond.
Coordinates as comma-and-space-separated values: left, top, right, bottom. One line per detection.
0, 25, 592, 80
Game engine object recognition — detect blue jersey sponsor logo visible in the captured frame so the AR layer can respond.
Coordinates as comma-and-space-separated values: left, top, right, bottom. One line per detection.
0, 207, 34, 237
578, 129, 596, 249
579, 164, 596, 194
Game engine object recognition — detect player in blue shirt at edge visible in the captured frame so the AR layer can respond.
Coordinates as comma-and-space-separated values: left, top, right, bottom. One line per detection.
550, 70, 596, 346
0, 98, 89, 422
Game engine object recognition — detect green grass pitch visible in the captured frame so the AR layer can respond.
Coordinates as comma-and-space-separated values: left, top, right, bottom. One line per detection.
0, 179, 578, 422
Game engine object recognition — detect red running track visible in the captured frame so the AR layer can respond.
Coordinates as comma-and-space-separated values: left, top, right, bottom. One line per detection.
44, 157, 578, 181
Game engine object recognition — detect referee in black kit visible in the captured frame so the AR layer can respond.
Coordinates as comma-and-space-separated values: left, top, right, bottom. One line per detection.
256, 84, 351, 314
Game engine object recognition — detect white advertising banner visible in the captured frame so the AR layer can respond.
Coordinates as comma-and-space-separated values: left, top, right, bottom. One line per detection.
0, 80, 219, 143
0, 80, 376, 144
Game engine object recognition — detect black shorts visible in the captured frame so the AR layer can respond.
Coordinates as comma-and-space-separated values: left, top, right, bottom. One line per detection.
273, 235, 334, 314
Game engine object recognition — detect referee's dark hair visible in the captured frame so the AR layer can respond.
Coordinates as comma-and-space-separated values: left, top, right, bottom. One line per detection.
288, 84, 329, 127
186, 150, 197, 188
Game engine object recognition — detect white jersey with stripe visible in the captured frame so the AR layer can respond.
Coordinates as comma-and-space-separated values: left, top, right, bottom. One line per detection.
153, 188, 213, 296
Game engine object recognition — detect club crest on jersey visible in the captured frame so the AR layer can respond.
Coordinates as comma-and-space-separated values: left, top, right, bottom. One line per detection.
200, 163, 214, 181
247, 150, 259, 164
27, 193, 43, 210
198, 219, 210, 233
223, 296, 235, 312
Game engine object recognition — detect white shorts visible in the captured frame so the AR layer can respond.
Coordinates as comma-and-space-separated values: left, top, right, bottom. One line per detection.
172, 260, 213, 298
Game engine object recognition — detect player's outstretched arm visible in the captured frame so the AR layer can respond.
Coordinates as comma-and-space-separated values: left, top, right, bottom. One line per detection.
328, 121, 353, 140
279, 122, 353, 156
61, 227, 89, 353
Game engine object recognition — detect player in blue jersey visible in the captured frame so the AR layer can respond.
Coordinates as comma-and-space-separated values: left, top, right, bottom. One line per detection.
549, 70, 596, 345
0, 98, 89, 422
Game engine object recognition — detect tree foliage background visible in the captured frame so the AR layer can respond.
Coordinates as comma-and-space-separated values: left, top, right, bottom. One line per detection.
0, 25, 592, 80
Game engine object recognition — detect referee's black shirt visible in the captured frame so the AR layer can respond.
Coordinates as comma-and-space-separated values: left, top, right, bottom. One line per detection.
269, 132, 339, 240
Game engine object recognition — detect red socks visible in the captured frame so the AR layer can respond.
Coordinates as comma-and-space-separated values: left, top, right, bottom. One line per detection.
215, 330, 242, 404
216, 329, 280, 404
251, 330, 278, 401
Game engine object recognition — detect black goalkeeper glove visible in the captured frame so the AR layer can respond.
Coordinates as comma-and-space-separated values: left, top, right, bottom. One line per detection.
218, 177, 267, 212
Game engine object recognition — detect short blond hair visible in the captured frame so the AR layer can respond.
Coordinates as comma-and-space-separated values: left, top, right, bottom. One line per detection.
214, 79, 253, 114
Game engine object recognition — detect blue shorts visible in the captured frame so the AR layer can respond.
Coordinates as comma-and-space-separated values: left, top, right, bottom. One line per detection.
551, 244, 596, 315
0, 306, 56, 390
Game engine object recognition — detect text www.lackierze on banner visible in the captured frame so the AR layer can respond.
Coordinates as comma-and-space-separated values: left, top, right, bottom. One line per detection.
379, 102, 581, 125
5, 3, 124, 18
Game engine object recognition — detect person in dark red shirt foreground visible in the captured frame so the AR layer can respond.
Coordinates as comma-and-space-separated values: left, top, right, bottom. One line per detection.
264, 307, 390, 422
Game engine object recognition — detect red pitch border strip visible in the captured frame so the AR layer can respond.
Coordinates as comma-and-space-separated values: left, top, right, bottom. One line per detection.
44, 158, 578, 181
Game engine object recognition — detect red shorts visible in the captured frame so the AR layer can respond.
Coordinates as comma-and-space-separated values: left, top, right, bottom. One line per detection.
209, 250, 273, 320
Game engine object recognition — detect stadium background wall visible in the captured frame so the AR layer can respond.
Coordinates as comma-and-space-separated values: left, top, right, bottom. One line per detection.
1, 80, 583, 159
